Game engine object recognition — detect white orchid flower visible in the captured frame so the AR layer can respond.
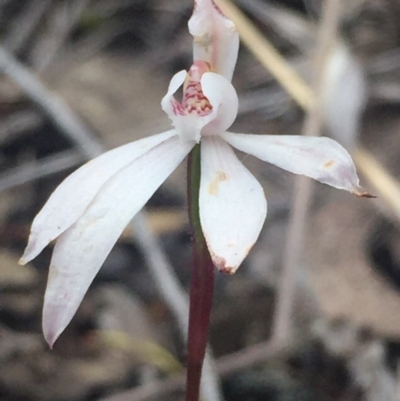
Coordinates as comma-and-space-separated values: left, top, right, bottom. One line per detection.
20, 0, 368, 347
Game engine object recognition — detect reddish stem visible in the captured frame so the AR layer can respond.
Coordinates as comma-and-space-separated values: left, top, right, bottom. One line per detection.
185, 145, 215, 401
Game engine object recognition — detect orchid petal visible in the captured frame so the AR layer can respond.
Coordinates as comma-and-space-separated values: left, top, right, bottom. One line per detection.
189, 0, 239, 81
20, 130, 177, 265
199, 136, 267, 274
161, 71, 219, 142
221, 132, 370, 196
42, 136, 194, 346
161, 70, 187, 118
161, 71, 238, 141
201, 72, 238, 135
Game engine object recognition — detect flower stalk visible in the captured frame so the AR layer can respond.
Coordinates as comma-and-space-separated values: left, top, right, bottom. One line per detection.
186, 144, 216, 401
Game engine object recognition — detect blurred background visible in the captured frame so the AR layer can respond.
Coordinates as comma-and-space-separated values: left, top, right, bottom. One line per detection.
0, 0, 400, 400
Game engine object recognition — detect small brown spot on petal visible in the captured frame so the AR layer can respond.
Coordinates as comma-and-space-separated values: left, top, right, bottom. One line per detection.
208, 171, 229, 195
209, 252, 235, 275
219, 266, 235, 275
194, 33, 213, 48
323, 159, 335, 169
244, 246, 253, 256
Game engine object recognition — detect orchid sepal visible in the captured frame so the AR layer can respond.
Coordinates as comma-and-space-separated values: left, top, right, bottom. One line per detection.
199, 136, 267, 274
19, 130, 177, 266
42, 135, 194, 347
221, 132, 372, 197
189, 0, 239, 81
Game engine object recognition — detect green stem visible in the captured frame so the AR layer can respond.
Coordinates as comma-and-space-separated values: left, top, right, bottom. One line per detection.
185, 144, 215, 401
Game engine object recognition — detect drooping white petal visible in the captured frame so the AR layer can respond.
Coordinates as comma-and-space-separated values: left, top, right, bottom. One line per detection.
221, 132, 370, 196
200, 136, 267, 274
20, 130, 177, 265
201, 72, 238, 135
42, 136, 194, 347
189, 0, 239, 81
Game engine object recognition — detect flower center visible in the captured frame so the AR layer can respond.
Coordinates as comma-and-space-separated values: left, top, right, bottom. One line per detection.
182, 61, 213, 116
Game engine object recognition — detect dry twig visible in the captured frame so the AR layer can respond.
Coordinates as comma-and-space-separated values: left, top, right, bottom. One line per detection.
3, 0, 52, 53
99, 338, 292, 401
0, 110, 43, 145
0, 149, 83, 192
31, 0, 90, 72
